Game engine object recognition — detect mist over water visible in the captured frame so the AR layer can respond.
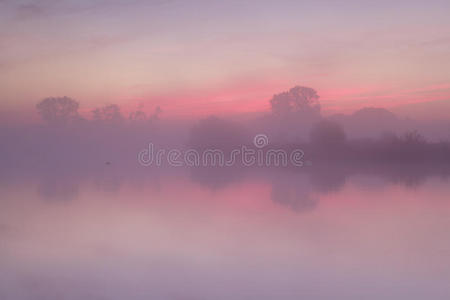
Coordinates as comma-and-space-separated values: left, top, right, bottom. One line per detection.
1, 87, 450, 300
2, 0, 450, 297
1, 168, 450, 300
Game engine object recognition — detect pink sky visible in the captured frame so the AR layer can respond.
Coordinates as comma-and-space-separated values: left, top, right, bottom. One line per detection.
1, 0, 450, 120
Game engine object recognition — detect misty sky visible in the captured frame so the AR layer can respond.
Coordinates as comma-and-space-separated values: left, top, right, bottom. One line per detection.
1, 0, 450, 120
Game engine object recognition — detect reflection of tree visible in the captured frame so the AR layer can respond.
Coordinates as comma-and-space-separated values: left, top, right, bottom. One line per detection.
37, 177, 79, 202
36, 96, 82, 125
94, 167, 123, 193
270, 176, 318, 213
309, 168, 347, 194
189, 167, 244, 191
379, 164, 428, 189
94, 176, 122, 193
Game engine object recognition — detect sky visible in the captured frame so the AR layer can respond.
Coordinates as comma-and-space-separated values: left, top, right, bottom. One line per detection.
1, 0, 450, 120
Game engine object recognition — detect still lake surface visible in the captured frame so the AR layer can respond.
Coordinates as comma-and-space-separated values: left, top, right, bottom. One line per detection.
1, 167, 449, 299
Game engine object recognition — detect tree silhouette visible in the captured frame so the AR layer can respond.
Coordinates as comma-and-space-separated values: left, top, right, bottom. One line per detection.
310, 120, 346, 147
149, 106, 162, 122
92, 104, 123, 123
128, 104, 147, 122
129, 105, 162, 123
402, 130, 426, 145
36, 96, 81, 125
188, 116, 247, 151
270, 86, 321, 117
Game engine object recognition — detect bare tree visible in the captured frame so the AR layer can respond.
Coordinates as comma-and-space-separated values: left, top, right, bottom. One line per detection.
36, 96, 81, 125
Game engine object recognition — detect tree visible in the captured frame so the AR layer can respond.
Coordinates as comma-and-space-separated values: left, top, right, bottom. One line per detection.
128, 104, 147, 122
92, 104, 123, 123
270, 86, 321, 117
149, 106, 162, 122
36, 96, 81, 125
129, 105, 162, 123
402, 130, 426, 145
309, 120, 346, 147
188, 116, 247, 152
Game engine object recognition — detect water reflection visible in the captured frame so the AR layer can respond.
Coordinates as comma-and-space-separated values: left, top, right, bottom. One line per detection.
37, 176, 79, 202
189, 166, 245, 191
6, 162, 450, 212
270, 177, 319, 213
1, 165, 450, 299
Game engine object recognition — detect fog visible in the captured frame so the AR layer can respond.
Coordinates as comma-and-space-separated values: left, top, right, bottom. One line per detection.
2, 85, 450, 214
1, 86, 450, 175
1, 86, 450, 300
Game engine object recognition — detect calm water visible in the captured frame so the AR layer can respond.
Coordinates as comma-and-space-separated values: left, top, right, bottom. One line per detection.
1, 168, 449, 300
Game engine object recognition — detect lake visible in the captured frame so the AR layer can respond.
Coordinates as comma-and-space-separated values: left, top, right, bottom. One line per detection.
1, 167, 449, 299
